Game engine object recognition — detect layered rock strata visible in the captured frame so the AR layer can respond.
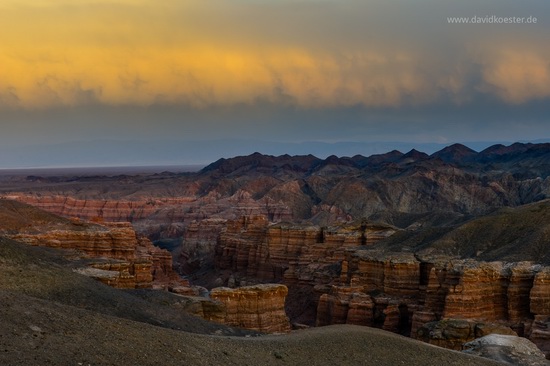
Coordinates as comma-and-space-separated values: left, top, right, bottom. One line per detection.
7, 221, 184, 290
7, 193, 293, 240
320, 254, 550, 357
179, 218, 227, 275
11, 222, 141, 260
5, 195, 192, 223
214, 217, 400, 328
204, 284, 291, 333
530, 267, 550, 357
215, 216, 396, 284
316, 286, 375, 327
317, 252, 422, 334
212, 215, 550, 355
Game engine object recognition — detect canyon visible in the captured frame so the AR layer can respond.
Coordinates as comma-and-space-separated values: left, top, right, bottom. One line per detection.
0, 199, 291, 334
212, 214, 550, 356
2, 142, 550, 361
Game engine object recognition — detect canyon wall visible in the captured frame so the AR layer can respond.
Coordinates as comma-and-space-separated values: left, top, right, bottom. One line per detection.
213, 217, 550, 356
11, 222, 141, 260
4, 195, 192, 222
6, 194, 293, 240
530, 267, 550, 357
6, 220, 185, 290
179, 218, 227, 275
215, 215, 396, 284
320, 254, 550, 357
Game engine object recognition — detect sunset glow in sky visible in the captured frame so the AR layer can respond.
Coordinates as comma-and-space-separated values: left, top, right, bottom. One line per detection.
1, 0, 549, 167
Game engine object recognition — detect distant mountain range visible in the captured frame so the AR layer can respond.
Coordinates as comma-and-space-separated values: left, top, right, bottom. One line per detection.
202, 142, 550, 177
5, 141, 549, 224
1, 138, 549, 169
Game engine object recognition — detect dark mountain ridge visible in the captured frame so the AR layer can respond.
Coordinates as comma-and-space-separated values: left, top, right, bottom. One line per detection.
192, 142, 550, 222
200, 142, 550, 177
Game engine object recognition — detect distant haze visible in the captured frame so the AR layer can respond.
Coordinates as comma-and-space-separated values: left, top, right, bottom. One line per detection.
1, 0, 549, 168
2, 139, 549, 169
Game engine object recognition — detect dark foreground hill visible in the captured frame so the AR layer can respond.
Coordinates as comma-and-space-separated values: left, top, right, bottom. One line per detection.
0, 238, 501, 366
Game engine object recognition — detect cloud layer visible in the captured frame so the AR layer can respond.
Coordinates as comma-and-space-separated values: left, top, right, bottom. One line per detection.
1, 0, 549, 110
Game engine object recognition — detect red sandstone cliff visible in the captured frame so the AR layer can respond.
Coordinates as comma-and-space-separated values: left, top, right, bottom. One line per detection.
213, 216, 399, 326
0, 199, 184, 290
530, 267, 550, 357
215, 216, 395, 284
8, 224, 185, 290
4, 195, 192, 222
6, 193, 293, 241
203, 284, 292, 333
322, 254, 550, 357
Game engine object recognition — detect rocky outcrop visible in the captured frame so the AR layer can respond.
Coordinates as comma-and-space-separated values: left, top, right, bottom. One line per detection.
74, 261, 153, 289
16, 231, 184, 289
215, 216, 274, 280
10, 222, 141, 261
204, 284, 291, 333
316, 286, 375, 327
1, 203, 185, 290
317, 252, 422, 334
213, 216, 550, 355
442, 262, 509, 321
416, 319, 517, 350
213, 217, 397, 326
508, 262, 539, 325
341, 251, 421, 297
463, 334, 550, 366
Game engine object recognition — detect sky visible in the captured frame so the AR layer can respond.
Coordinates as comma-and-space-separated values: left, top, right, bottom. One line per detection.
1, 0, 550, 167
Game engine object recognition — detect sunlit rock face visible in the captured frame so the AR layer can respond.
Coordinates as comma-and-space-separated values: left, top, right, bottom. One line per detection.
205, 284, 291, 333
10, 222, 141, 261
312, 252, 550, 358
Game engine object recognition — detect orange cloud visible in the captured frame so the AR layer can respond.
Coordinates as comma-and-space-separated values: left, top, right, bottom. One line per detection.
480, 48, 550, 104
0, 1, 548, 110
